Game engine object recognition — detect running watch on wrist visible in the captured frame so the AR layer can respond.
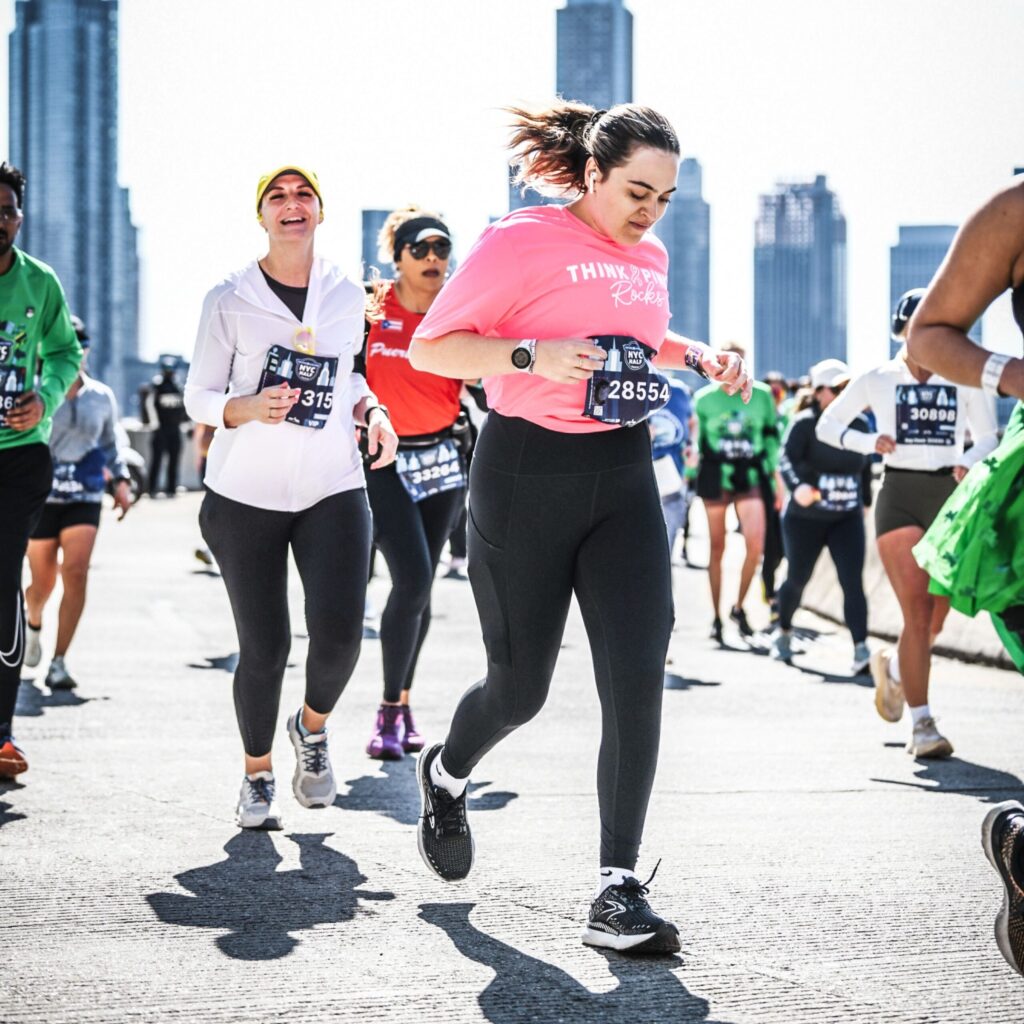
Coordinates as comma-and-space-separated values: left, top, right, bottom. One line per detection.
511, 338, 537, 373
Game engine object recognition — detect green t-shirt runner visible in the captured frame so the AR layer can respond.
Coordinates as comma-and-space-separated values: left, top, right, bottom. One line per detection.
0, 247, 82, 450
693, 380, 779, 498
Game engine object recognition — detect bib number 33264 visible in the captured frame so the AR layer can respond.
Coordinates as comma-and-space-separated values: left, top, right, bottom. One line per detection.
258, 344, 338, 430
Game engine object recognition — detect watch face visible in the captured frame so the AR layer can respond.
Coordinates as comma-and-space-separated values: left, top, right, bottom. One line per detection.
511, 346, 532, 370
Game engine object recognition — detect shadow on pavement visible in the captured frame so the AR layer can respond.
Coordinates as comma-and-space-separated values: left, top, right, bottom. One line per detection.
419, 902, 733, 1024
786, 662, 872, 687
187, 653, 239, 673
872, 756, 1024, 804
335, 758, 517, 826
0, 780, 26, 829
146, 831, 393, 959
14, 678, 96, 717
664, 674, 721, 691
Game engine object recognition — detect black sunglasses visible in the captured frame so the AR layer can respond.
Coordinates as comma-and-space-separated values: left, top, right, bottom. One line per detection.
405, 239, 451, 260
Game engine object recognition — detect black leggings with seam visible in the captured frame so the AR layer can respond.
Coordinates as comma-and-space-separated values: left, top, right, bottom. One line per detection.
366, 463, 465, 703
777, 508, 867, 643
442, 413, 674, 869
200, 487, 371, 757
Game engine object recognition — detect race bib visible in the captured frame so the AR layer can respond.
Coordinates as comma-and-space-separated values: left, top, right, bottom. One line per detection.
816, 471, 860, 513
895, 384, 957, 446
258, 344, 338, 430
51, 449, 107, 502
395, 439, 466, 503
0, 364, 26, 427
583, 335, 671, 428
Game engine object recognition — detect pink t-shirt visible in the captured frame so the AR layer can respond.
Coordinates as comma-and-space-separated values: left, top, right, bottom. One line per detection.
414, 205, 672, 433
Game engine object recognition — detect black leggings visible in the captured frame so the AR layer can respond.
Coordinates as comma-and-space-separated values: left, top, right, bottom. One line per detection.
777, 509, 867, 643
200, 487, 372, 757
366, 464, 465, 703
443, 413, 673, 869
0, 443, 52, 733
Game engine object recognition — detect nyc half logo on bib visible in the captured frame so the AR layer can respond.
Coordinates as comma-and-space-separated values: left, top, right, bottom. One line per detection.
583, 335, 670, 428
258, 343, 338, 430
895, 383, 957, 446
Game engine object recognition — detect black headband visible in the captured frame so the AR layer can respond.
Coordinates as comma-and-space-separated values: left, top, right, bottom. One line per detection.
393, 216, 450, 260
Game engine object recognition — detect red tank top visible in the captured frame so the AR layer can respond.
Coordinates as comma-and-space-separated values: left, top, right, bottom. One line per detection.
364, 284, 462, 437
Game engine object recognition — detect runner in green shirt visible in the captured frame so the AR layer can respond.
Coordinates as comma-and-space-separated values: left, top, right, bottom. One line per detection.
693, 341, 781, 643
0, 160, 82, 780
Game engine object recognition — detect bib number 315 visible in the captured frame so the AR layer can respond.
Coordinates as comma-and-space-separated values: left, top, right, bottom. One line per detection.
258, 344, 338, 430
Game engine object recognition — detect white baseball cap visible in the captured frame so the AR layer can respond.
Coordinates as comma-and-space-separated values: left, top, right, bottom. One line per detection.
809, 358, 850, 390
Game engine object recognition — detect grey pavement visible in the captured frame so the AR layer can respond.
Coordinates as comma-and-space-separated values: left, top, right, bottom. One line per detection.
2, 491, 1022, 1023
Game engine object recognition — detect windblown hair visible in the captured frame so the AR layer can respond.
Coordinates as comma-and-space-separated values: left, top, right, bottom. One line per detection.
0, 161, 26, 207
507, 101, 679, 197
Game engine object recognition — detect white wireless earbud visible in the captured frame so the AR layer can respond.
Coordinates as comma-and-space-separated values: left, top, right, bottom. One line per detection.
590, 172, 597, 192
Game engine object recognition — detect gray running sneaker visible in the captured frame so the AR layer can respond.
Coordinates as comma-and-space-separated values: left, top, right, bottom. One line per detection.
286, 711, 337, 808
24, 625, 41, 669
771, 630, 793, 662
871, 648, 904, 722
236, 771, 283, 830
850, 642, 871, 676
45, 656, 76, 691
906, 717, 953, 759
981, 800, 1024, 976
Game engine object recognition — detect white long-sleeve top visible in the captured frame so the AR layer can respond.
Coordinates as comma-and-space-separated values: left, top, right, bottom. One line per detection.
816, 353, 999, 472
185, 258, 374, 512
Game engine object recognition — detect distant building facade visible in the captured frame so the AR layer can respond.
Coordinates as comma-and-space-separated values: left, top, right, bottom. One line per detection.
510, 0, 634, 212
754, 175, 847, 380
654, 157, 710, 343
361, 209, 390, 281
9, 0, 139, 407
890, 224, 982, 344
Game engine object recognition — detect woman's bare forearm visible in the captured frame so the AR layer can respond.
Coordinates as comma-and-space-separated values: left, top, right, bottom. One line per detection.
409, 331, 520, 379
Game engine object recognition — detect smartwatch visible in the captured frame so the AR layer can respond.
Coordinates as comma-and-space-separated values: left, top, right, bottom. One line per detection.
511, 338, 537, 373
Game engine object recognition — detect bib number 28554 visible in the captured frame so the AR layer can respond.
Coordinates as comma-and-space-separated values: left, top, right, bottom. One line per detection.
583, 335, 670, 428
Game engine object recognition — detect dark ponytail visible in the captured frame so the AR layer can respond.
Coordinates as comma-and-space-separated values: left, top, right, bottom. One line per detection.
507, 101, 680, 198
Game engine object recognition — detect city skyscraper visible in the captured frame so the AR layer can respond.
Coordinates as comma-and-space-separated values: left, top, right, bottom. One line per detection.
754, 175, 847, 379
890, 224, 981, 343
9, 0, 139, 407
361, 209, 390, 280
654, 157, 710, 343
510, 0, 633, 212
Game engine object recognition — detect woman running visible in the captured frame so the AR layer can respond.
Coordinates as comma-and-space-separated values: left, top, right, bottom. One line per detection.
693, 343, 782, 643
184, 166, 397, 830
816, 289, 998, 757
771, 358, 873, 673
359, 206, 467, 760
905, 179, 1024, 976
23, 318, 132, 690
408, 102, 750, 955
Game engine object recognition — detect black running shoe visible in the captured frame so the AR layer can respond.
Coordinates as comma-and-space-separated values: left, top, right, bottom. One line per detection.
417, 743, 474, 881
981, 800, 1024, 976
710, 618, 723, 644
581, 864, 680, 955
729, 606, 754, 637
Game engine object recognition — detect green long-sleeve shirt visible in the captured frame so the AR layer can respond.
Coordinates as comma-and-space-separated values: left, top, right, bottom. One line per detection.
0, 247, 82, 450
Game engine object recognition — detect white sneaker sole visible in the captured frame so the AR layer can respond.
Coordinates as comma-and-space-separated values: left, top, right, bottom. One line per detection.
23, 630, 41, 669
981, 801, 1024, 977
235, 810, 283, 830
906, 736, 953, 758
581, 923, 681, 955
871, 650, 903, 723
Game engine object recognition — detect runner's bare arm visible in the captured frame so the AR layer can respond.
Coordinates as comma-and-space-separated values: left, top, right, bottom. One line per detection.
656, 332, 753, 402
908, 182, 1024, 400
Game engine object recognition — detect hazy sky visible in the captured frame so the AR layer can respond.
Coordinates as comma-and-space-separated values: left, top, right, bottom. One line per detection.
1, 0, 1022, 368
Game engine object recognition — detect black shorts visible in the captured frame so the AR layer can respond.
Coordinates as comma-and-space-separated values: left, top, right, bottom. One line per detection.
875, 467, 956, 537
31, 501, 102, 539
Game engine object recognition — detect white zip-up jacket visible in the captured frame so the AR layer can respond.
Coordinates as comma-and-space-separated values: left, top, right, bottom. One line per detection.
185, 258, 374, 512
816, 354, 999, 472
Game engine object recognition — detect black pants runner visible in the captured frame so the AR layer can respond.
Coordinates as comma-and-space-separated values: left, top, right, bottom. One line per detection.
150, 427, 181, 495
0, 443, 52, 732
366, 464, 464, 703
777, 508, 867, 643
442, 413, 673, 869
200, 487, 371, 756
